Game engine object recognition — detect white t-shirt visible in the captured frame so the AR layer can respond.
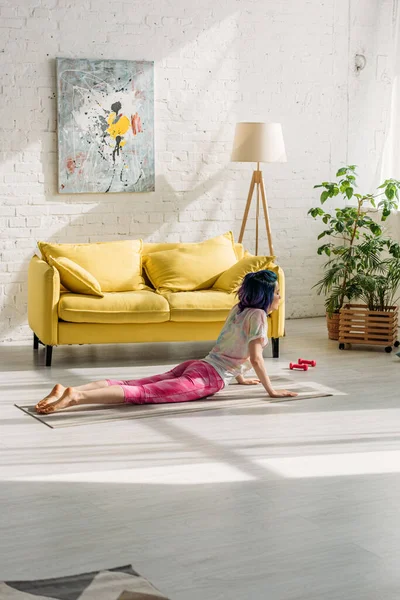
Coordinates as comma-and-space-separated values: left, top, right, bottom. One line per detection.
203, 305, 268, 386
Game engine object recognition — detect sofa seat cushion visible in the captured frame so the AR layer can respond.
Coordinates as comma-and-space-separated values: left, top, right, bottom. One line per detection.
58, 290, 170, 324
161, 290, 237, 322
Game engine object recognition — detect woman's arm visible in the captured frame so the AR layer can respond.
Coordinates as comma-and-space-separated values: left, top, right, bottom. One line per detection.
248, 339, 298, 398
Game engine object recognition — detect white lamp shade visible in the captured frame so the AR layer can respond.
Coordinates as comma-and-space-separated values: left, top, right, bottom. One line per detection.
231, 122, 287, 163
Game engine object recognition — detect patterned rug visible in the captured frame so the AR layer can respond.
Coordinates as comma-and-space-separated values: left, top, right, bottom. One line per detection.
15, 378, 340, 429
0, 565, 169, 599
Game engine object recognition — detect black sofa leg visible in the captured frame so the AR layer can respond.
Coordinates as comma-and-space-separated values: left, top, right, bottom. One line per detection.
271, 338, 279, 358
33, 333, 39, 350
45, 345, 53, 367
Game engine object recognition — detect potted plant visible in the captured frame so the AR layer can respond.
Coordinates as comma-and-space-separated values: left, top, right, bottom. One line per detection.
338, 239, 400, 351
309, 165, 400, 340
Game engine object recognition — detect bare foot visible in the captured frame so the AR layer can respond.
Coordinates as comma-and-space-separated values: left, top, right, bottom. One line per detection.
35, 384, 65, 412
36, 387, 80, 414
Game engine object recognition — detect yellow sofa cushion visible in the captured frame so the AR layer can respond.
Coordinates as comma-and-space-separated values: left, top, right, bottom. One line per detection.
58, 290, 170, 324
143, 241, 245, 261
213, 254, 276, 293
48, 255, 104, 297
161, 290, 237, 322
38, 239, 144, 293
143, 232, 238, 292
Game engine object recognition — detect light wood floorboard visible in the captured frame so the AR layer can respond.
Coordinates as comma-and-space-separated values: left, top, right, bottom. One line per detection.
1, 317, 400, 599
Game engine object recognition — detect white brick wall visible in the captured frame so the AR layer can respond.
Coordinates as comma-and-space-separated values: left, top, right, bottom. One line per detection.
347, 0, 400, 261
348, 0, 395, 187
0, 0, 392, 340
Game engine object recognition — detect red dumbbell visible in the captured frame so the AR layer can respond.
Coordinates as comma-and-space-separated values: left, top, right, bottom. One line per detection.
289, 362, 308, 371
298, 358, 317, 367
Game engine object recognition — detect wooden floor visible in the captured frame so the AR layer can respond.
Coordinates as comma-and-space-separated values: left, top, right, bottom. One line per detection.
1, 317, 400, 600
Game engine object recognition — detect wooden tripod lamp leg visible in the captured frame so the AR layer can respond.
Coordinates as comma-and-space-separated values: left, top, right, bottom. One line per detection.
255, 179, 260, 255
259, 172, 275, 256
238, 171, 256, 244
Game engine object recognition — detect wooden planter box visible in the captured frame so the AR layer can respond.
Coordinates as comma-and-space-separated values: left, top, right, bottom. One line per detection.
338, 304, 399, 352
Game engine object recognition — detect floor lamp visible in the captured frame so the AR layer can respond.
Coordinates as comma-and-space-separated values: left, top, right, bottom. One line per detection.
231, 122, 287, 256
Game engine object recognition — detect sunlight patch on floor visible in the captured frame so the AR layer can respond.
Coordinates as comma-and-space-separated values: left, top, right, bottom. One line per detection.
5, 461, 255, 485
256, 450, 400, 478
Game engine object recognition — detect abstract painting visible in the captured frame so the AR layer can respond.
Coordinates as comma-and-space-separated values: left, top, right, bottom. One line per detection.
57, 58, 154, 194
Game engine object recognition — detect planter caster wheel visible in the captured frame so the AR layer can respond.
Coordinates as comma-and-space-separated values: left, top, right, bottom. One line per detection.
385, 346, 393, 353
339, 343, 345, 350
394, 341, 400, 348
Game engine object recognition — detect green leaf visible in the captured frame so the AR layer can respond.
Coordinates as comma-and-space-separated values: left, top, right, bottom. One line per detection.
385, 186, 395, 200
308, 207, 325, 218
318, 231, 327, 240
335, 222, 345, 233
320, 190, 330, 204
369, 222, 382, 235
389, 242, 400, 258
336, 167, 347, 176
345, 187, 353, 199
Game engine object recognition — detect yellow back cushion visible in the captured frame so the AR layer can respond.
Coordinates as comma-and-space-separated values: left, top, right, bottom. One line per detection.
143, 240, 245, 260
48, 255, 104, 297
234, 243, 245, 260
213, 254, 276, 293
38, 239, 144, 292
143, 232, 238, 292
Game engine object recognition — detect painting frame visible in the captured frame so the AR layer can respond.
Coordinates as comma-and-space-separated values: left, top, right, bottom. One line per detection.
56, 57, 155, 194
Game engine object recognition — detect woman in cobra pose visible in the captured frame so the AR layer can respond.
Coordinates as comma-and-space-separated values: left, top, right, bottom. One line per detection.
35, 269, 297, 415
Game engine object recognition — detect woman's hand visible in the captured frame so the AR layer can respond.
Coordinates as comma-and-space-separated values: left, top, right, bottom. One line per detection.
239, 378, 260, 386
268, 389, 298, 398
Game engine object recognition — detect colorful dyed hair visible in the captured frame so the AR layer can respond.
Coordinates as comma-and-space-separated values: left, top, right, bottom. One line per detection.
237, 269, 278, 313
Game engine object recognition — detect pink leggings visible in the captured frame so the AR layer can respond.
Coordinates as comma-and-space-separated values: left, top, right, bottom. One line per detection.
106, 359, 224, 404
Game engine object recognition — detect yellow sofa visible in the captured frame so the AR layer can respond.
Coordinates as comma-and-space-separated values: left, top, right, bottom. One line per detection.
28, 236, 285, 366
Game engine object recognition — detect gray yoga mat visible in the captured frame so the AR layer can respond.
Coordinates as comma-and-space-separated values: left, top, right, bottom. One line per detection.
15, 379, 334, 429
1, 564, 170, 599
